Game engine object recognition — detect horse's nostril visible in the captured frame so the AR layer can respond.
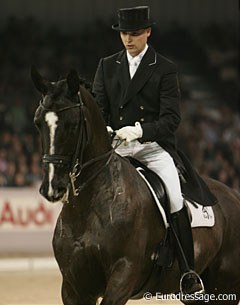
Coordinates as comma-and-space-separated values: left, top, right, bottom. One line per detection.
39, 184, 44, 196
54, 187, 67, 199
39, 182, 67, 202
59, 187, 66, 195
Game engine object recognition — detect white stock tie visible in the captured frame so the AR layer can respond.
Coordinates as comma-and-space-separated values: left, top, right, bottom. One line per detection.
129, 57, 140, 79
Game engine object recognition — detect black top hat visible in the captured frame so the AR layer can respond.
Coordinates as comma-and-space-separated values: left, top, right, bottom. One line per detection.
112, 6, 155, 31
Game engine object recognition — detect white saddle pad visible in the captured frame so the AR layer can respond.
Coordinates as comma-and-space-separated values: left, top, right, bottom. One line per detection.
186, 200, 215, 228
137, 168, 215, 229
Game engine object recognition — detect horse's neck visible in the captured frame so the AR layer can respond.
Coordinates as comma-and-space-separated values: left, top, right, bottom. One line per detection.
81, 90, 112, 161
84, 131, 111, 161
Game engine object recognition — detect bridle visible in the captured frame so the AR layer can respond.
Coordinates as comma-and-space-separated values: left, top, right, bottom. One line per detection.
39, 91, 115, 200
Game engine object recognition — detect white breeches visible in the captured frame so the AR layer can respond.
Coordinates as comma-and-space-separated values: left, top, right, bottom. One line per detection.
115, 140, 184, 213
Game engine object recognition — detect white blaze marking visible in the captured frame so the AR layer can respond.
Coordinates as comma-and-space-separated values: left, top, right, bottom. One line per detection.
45, 112, 58, 197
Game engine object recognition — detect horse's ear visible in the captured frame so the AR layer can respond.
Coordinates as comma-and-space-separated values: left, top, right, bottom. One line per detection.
31, 65, 49, 95
67, 70, 80, 96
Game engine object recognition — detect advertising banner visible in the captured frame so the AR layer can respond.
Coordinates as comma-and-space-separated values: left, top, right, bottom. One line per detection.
0, 187, 62, 232
0, 187, 62, 253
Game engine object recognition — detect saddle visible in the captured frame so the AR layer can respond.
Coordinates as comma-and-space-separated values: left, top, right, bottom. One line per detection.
127, 152, 217, 208
126, 156, 171, 221
126, 155, 215, 226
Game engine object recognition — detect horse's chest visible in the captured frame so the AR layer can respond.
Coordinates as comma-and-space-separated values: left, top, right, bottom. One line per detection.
53, 217, 102, 265
53, 222, 106, 295
53, 205, 128, 276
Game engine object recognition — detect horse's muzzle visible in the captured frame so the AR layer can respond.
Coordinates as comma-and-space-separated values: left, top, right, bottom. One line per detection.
40, 182, 67, 203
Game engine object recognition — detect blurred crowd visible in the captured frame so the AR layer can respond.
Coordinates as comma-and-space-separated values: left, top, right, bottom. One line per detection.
0, 17, 239, 191
177, 103, 240, 191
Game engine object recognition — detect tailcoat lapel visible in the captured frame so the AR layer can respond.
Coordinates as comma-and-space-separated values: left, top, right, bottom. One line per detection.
115, 50, 130, 98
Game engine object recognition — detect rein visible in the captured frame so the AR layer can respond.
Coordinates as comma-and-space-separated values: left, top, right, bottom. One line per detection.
69, 148, 114, 196
69, 138, 123, 196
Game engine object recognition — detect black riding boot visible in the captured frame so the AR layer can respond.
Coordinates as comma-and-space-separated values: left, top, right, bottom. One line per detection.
171, 205, 204, 294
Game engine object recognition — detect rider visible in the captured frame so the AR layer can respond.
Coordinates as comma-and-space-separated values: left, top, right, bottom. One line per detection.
93, 6, 204, 294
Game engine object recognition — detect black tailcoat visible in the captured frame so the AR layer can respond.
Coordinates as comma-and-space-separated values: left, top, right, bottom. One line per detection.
93, 45, 182, 165
93, 45, 217, 205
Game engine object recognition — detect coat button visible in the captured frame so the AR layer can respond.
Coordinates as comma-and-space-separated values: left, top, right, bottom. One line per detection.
120, 105, 123, 109
140, 105, 144, 110
120, 116, 123, 121
140, 118, 145, 122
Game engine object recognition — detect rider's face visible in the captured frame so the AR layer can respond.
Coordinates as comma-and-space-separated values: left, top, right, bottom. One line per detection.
120, 28, 151, 57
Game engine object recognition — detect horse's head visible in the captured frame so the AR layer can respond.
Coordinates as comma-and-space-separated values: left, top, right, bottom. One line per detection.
31, 66, 86, 203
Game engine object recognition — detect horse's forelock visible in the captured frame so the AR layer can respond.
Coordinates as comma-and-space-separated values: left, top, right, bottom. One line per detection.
44, 80, 71, 108
51, 77, 92, 102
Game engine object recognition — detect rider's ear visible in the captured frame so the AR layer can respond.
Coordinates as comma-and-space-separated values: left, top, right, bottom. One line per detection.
67, 70, 80, 96
31, 65, 50, 95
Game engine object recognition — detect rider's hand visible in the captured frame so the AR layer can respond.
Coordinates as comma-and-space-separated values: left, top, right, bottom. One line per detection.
116, 122, 143, 144
106, 126, 114, 135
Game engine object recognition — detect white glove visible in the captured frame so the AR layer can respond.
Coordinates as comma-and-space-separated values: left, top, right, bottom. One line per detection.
106, 126, 114, 135
116, 122, 143, 143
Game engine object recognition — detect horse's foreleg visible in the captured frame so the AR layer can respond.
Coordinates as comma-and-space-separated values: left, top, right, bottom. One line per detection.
100, 257, 138, 305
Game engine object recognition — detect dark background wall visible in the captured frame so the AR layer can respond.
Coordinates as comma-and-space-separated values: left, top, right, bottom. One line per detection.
0, 0, 238, 31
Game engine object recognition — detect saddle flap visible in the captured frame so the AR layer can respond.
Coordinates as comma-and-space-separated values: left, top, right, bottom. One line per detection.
126, 156, 171, 225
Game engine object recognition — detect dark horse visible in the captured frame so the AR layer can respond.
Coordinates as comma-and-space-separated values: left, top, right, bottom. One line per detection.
31, 67, 240, 305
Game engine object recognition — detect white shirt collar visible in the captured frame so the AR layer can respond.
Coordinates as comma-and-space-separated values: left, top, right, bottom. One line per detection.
127, 44, 148, 64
